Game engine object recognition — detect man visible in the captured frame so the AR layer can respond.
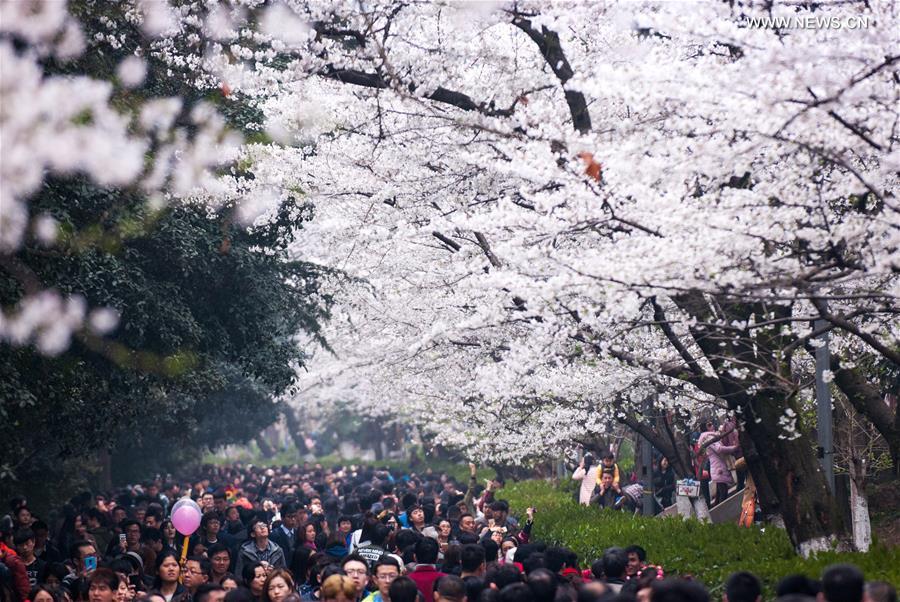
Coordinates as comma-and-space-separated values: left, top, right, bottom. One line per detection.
68, 539, 99, 579
234, 518, 285, 577
13, 529, 45, 587
208, 544, 232, 585
200, 492, 216, 514
183, 556, 211, 596
459, 545, 485, 579
592, 473, 618, 509
199, 512, 231, 550
121, 520, 143, 554
364, 557, 401, 602
31, 520, 61, 563
213, 492, 228, 518
820, 565, 865, 602
600, 548, 627, 593
144, 506, 164, 531
356, 524, 390, 569
85, 509, 112, 554
269, 503, 299, 560
458, 515, 477, 537
724, 572, 762, 602
434, 576, 467, 602
624, 545, 647, 578
342, 553, 372, 600
195, 583, 227, 602
88, 568, 119, 602
409, 537, 446, 601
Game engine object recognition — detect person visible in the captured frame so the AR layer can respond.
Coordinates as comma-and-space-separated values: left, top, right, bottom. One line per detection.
434, 576, 466, 602
820, 565, 864, 602
599, 453, 620, 488
14, 528, 45, 587
590, 474, 618, 509
321, 575, 357, 602
572, 454, 600, 507
160, 521, 178, 552
200, 513, 231, 551
235, 520, 286, 578
387, 578, 419, 602
184, 556, 211, 597
651, 579, 709, 602
341, 554, 371, 600
262, 569, 295, 602
724, 572, 761, 602
459, 545, 485, 579
151, 550, 186, 602
269, 505, 300, 562
652, 458, 675, 510
355, 525, 389, 570
698, 428, 740, 507
196, 584, 228, 602
299, 524, 319, 552
600, 548, 627, 594
209, 544, 233, 585
89, 569, 121, 602
30, 585, 60, 602
363, 558, 400, 602
222, 576, 240, 592
409, 537, 446, 600
624, 546, 646, 578
242, 562, 268, 602
407, 507, 438, 540
865, 582, 896, 602
1, 532, 31, 602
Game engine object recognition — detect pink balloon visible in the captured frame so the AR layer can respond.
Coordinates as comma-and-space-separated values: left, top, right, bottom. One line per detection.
172, 505, 201, 535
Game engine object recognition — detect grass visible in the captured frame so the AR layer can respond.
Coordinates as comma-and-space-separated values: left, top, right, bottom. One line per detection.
501, 480, 900, 594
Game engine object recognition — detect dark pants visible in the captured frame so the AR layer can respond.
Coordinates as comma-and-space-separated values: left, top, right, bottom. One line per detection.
713, 482, 729, 506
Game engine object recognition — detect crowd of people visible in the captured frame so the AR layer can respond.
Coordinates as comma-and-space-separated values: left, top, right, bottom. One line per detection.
0, 461, 894, 602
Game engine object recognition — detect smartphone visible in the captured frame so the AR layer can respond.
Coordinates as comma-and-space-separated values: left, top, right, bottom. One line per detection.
119, 533, 127, 545
128, 575, 141, 588
84, 555, 97, 572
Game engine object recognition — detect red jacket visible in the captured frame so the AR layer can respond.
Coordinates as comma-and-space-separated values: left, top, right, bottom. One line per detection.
408, 565, 446, 602
0, 543, 30, 602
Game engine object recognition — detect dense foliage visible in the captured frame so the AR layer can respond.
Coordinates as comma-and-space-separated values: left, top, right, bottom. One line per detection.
503, 480, 900, 594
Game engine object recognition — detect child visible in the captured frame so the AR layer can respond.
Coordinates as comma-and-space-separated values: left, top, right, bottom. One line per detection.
599, 451, 621, 488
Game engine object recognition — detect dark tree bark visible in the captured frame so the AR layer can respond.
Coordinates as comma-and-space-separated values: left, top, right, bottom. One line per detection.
830, 356, 900, 476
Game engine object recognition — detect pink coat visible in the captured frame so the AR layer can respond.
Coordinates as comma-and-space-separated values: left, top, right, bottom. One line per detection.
699, 431, 740, 484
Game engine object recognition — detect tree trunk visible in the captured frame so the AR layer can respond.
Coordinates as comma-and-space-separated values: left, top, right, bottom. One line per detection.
849, 456, 871, 552
740, 390, 846, 555
831, 357, 900, 476
256, 436, 276, 458
282, 409, 310, 455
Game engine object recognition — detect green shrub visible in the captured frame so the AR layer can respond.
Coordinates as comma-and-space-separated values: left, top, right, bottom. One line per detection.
503, 480, 900, 594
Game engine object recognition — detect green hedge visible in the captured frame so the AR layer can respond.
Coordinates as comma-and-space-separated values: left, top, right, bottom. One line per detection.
503, 480, 900, 593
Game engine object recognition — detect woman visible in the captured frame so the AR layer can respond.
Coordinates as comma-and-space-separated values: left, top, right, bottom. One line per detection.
572, 453, 599, 506
300, 523, 319, 551
699, 426, 740, 507
319, 576, 356, 602
30, 586, 59, 602
151, 551, 185, 602
436, 520, 452, 555
242, 562, 268, 602
262, 570, 295, 602
160, 520, 178, 551
652, 457, 676, 510
221, 576, 240, 592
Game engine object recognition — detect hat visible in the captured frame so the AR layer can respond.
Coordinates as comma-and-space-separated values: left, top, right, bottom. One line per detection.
125, 551, 144, 571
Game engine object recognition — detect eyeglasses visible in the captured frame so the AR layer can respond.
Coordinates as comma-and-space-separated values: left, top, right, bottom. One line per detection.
376, 574, 398, 582
345, 569, 368, 577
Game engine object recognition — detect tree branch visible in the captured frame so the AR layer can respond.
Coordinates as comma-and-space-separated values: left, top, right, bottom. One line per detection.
511, 16, 592, 133
810, 297, 900, 367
